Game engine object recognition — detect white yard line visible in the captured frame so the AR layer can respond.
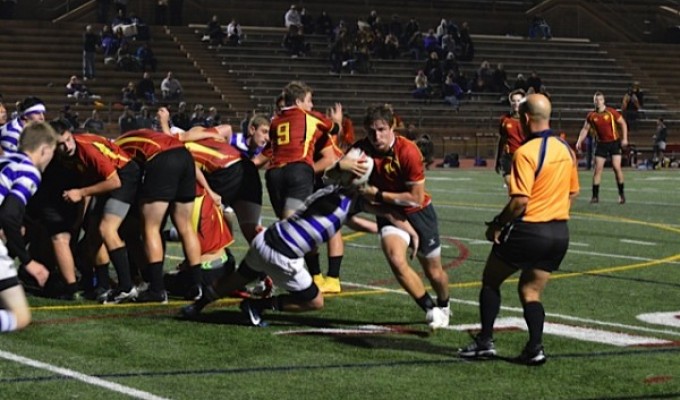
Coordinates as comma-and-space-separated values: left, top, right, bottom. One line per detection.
620, 239, 657, 246
0, 350, 171, 400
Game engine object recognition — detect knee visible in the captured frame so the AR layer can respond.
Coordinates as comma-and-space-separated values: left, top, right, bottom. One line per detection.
308, 294, 324, 310
14, 309, 31, 331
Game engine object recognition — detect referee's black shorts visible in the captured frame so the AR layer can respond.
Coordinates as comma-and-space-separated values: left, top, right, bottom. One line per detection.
492, 220, 569, 272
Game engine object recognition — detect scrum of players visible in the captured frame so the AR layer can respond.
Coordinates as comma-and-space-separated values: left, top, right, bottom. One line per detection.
0, 80, 452, 335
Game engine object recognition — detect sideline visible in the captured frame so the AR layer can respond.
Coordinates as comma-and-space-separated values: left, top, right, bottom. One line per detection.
0, 350, 171, 400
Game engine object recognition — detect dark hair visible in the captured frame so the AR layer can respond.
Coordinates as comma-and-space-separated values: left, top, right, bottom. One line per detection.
49, 117, 74, 135
20, 96, 45, 112
363, 103, 395, 129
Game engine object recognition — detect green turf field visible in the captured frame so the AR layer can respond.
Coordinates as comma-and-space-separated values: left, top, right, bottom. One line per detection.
2, 168, 679, 400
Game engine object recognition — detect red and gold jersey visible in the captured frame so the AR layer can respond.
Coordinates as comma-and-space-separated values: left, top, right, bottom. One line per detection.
184, 136, 242, 173
114, 129, 184, 163
509, 134, 579, 222
355, 136, 431, 214
72, 133, 131, 182
499, 114, 525, 154
192, 186, 234, 254
268, 106, 340, 169
586, 107, 623, 143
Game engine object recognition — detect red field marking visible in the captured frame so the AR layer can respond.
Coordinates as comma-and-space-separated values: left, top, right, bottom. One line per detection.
644, 375, 673, 384
368, 238, 469, 287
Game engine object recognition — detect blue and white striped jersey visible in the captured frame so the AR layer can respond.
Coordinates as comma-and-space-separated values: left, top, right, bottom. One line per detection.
0, 118, 24, 154
0, 152, 41, 206
230, 132, 264, 159
273, 185, 358, 257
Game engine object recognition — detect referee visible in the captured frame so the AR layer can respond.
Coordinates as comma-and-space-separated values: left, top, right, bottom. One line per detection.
458, 94, 580, 365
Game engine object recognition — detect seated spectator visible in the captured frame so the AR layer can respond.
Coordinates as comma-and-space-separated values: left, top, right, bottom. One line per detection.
161, 71, 183, 100
355, 25, 374, 73
226, 19, 243, 46
424, 51, 443, 87
136, 43, 157, 72
282, 25, 308, 57
172, 101, 191, 131
491, 63, 510, 95
513, 73, 529, 92
526, 70, 543, 93
112, 9, 139, 39
121, 81, 141, 111
66, 75, 100, 102
136, 71, 157, 105
423, 29, 441, 56
128, 12, 150, 41
415, 134, 435, 169
190, 104, 206, 127
413, 70, 430, 99
529, 15, 552, 39
60, 105, 80, 129
118, 105, 138, 134
83, 109, 105, 133
476, 60, 493, 91
300, 8, 314, 34
203, 15, 224, 45
136, 106, 154, 129
100, 25, 119, 64
284, 4, 301, 29
404, 17, 420, 45
442, 72, 464, 109
383, 33, 400, 59
204, 106, 221, 127
407, 31, 424, 61
116, 41, 139, 71
442, 51, 460, 77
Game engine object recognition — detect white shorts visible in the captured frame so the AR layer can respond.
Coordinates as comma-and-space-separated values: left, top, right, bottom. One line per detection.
0, 241, 18, 282
243, 229, 312, 293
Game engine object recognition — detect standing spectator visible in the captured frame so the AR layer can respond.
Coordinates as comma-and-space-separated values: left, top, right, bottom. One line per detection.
226, 19, 243, 46
653, 117, 668, 166
83, 109, 106, 134
300, 8, 314, 34
389, 14, 404, 43
458, 94, 578, 365
383, 33, 400, 59
0, 122, 57, 332
529, 15, 552, 39
621, 82, 643, 134
82, 25, 99, 81
575, 91, 628, 204
155, 0, 168, 25
316, 10, 333, 37
354, 104, 451, 330
458, 21, 474, 61
203, 15, 224, 45
284, 4, 301, 29
161, 71, 183, 100
172, 101, 191, 131
118, 106, 137, 134
494, 89, 526, 186
491, 63, 510, 96
136, 72, 157, 105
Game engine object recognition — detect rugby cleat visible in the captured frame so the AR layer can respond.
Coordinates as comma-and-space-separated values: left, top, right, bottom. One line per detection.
102, 287, 138, 304
134, 289, 168, 304
458, 336, 497, 358
515, 344, 547, 366
240, 299, 266, 327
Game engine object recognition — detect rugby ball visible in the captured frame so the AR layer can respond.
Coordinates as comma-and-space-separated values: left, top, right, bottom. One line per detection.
343, 148, 374, 187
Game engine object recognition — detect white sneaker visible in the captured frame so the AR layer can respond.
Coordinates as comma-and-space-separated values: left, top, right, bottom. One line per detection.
426, 306, 450, 330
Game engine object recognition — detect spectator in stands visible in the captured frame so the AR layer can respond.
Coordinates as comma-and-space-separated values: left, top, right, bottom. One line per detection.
382, 32, 400, 59
82, 25, 99, 81
136, 43, 157, 72
190, 104, 206, 127
284, 4, 301, 29
100, 25, 119, 64
66, 75, 101, 103
513, 73, 529, 92
111, 8, 131, 32
404, 17, 420, 45
136, 71, 157, 105
526, 71, 543, 93
441, 31, 457, 56
316, 10, 333, 37
442, 72, 464, 110
283, 25, 308, 58
622, 82, 644, 133
203, 15, 225, 45
161, 71, 183, 100
60, 105, 80, 130
423, 29, 441, 56
416, 134, 435, 170
226, 19, 243, 46
458, 21, 474, 61
529, 15, 552, 39
653, 117, 668, 165
129, 12, 150, 41
204, 106, 221, 127
413, 70, 430, 100
155, 0, 168, 25
116, 41, 139, 71
537, 84, 551, 101
424, 51, 443, 88
355, 25, 374, 73
118, 105, 137, 133
136, 106, 154, 129
389, 14, 404, 44
475, 60, 493, 92
436, 19, 448, 41
300, 8, 314, 34
407, 31, 425, 60
172, 101, 191, 131
83, 109, 105, 133
491, 63, 510, 96
121, 81, 141, 111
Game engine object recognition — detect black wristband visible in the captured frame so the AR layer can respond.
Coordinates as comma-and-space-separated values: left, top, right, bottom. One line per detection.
375, 190, 384, 203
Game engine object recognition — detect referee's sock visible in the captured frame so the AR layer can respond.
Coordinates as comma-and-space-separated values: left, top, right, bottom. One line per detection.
592, 184, 600, 199
479, 285, 501, 341
617, 182, 625, 196
523, 301, 545, 349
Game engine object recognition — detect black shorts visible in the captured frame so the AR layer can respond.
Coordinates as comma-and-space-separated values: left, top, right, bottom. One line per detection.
265, 162, 314, 218
377, 203, 441, 256
238, 159, 263, 205
492, 220, 569, 272
25, 159, 80, 235
595, 140, 622, 158
498, 153, 512, 176
140, 147, 196, 203
110, 160, 141, 204
207, 162, 244, 206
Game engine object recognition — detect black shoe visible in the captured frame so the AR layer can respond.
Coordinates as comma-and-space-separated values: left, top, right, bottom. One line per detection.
180, 303, 203, 319
134, 289, 168, 304
515, 344, 547, 366
618, 195, 626, 204
458, 335, 497, 358
589, 197, 599, 204
239, 299, 266, 327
